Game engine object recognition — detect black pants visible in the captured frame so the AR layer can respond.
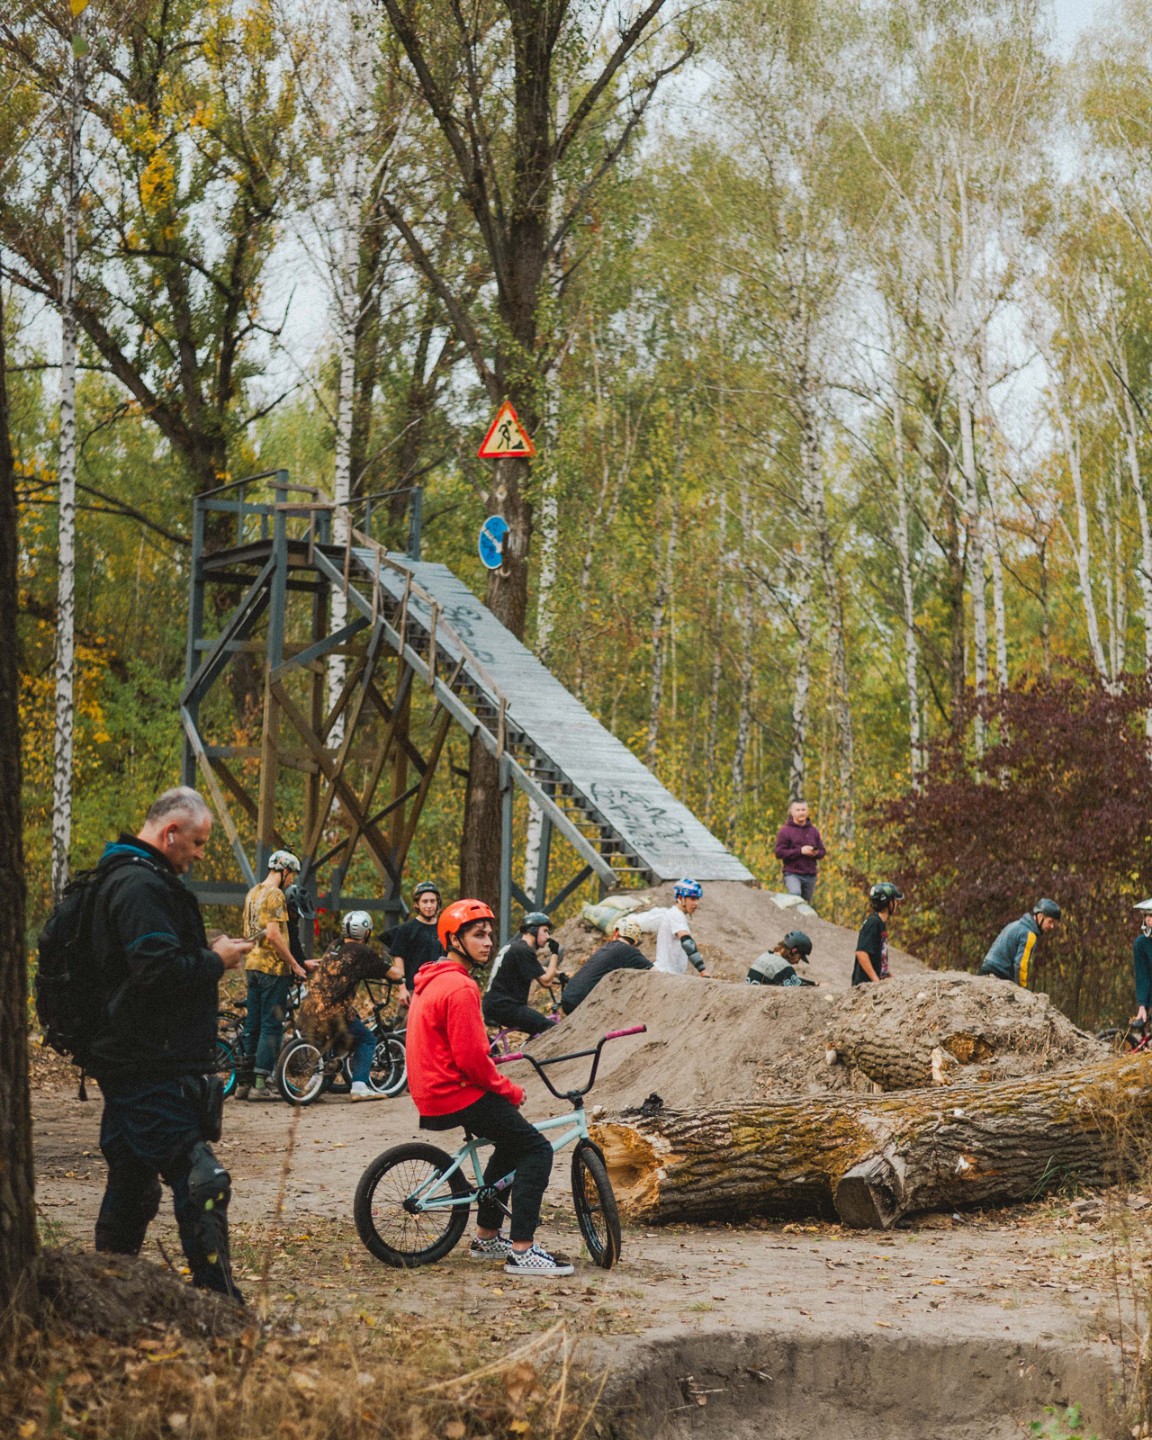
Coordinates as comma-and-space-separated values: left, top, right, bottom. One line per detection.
423, 1091, 553, 1242
95, 1076, 236, 1296
482, 996, 554, 1037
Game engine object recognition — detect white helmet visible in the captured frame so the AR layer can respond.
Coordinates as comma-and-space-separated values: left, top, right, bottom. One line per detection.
1135, 899, 1152, 913
343, 910, 373, 941
268, 849, 301, 874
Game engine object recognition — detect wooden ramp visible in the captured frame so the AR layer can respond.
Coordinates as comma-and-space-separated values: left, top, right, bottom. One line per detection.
359, 549, 754, 886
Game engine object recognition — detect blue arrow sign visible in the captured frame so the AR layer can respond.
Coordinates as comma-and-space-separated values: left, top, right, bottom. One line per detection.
478, 514, 509, 570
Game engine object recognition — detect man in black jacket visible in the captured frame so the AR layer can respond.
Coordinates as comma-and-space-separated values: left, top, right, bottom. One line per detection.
87, 787, 250, 1300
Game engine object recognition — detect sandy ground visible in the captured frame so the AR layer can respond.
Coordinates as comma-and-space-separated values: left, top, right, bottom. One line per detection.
33, 1068, 1131, 1380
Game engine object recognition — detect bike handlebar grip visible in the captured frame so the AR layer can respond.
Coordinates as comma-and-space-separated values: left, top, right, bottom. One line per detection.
493, 1052, 526, 1065
604, 1025, 647, 1039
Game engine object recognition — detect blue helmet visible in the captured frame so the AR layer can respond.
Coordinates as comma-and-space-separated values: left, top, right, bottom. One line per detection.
674, 878, 703, 900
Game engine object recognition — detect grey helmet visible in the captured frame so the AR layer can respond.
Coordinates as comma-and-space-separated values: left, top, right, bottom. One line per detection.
1034, 898, 1061, 921
782, 929, 812, 959
343, 910, 373, 942
267, 849, 301, 874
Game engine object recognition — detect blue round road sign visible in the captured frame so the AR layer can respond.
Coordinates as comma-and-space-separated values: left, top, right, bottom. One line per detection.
478, 515, 509, 570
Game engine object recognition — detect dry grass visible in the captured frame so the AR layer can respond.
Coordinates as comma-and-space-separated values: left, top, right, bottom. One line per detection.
0, 1306, 608, 1440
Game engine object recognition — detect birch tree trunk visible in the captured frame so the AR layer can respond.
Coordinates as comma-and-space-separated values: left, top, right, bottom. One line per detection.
703, 488, 727, 825
726, 484, 754, 843
788, 558, 812, 803
50, 22, 85, 902
1053, 397, 1109, 683
800, 393, 854, 842
327, 0, 376, 749
646, 500, 678, 768
891, 367, 922, 783
1112, 351, 1152, 739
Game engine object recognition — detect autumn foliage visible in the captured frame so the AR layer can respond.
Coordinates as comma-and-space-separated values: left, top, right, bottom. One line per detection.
883, 678, 1152, 1026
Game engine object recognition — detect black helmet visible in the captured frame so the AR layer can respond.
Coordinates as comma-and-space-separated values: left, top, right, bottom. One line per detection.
782, 930, 812, 959
1034, 898, 1061, 921
520, 910, 551, 936
413, 880, 441, 901
869, 882, 904, 909
284, 882, 314, 920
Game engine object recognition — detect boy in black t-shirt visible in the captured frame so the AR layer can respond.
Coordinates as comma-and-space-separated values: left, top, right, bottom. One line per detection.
560, 916, 652, 1014
382, 881, 443, 999
852, 883, 903, 986
483, 911, 561, 1036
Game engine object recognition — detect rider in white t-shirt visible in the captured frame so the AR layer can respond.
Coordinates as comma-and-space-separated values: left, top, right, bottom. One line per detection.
653, 880, 709, 976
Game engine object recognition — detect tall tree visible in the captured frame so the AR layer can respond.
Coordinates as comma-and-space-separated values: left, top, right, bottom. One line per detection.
0, 260, 36, 1317
378, 0, 692, 896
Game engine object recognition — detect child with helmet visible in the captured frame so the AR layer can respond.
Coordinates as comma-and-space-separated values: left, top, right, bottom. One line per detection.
852, 883, 903, 985
482, 910, 562, 1037
407, 899, 574, 1278
653, 879, 709, 977
746, 931, 817, 987
299, 912, 403, 1100
381, 880, 443, 999
559, 914, 652, 1014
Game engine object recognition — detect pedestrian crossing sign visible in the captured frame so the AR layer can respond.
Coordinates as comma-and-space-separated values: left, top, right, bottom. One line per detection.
478, 402, 536, 459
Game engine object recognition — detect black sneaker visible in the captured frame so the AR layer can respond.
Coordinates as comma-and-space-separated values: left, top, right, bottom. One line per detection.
504, 1245, 574, 1278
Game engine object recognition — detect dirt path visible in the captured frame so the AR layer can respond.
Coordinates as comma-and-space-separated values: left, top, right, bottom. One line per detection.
34, 1078, 1128, 1372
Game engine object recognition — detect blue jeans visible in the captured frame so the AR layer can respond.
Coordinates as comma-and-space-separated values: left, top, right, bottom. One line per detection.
784, 873, 816, 904
96, 1076, 237, 1297
348, 1014, 377, 1085
244, 970, 292, 1077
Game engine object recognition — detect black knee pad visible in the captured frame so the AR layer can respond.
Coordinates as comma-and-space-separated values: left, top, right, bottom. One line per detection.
185, 1140, 231, 1215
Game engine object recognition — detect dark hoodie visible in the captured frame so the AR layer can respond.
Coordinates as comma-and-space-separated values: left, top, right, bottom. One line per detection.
773, 819, 826, 877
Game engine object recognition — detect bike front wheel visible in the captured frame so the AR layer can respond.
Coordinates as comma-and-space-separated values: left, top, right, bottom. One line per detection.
354, 1143, 471, 1268
275, 1038, 329, 1106
369, 1034, 407, 1096
571, 1140, 621, 1270
214, 1037, 238, 1099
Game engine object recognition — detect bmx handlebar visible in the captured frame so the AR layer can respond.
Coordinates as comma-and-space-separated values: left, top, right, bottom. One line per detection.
493, 1024, 647, 1102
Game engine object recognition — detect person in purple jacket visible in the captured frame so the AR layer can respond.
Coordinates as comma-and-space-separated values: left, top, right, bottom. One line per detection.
773, 800, 826, 905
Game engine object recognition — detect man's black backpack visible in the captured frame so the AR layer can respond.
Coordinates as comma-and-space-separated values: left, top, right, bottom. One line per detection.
36, 853, 158, 1064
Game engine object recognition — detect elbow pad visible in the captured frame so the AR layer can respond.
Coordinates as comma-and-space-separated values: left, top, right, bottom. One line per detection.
680, 934, 705, 972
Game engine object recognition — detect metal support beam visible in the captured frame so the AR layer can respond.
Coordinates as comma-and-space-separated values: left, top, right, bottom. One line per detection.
499, 755, 514, 945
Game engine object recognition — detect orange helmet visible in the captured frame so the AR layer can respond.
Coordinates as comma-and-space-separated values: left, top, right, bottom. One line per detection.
438, 898, 495, 951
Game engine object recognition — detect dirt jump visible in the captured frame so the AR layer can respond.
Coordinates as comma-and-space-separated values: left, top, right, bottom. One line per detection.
21, 883, 1142, 1438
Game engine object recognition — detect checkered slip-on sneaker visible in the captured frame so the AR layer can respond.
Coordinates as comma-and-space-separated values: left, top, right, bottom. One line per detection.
469, 1233, 514, 1260
503, 1245, 575, 1277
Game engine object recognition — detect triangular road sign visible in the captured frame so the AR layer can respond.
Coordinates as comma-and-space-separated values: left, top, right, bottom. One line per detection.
478, 401, 536, 459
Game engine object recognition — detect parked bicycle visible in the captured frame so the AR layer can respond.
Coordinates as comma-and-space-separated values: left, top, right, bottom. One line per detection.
275, 978, 407, 1106
352, 1024, 645, 1270
486, 979, 565, 1058
214, 981, 306, 1098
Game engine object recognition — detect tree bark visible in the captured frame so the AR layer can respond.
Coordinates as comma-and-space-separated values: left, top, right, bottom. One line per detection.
726, 485, 754, 843
0, 260, 37, 1322
891, 366, 922, 783
596, 1053, 1152, 1231
1053, 397, 1109, 683
50, 23, 85, 902
459, 731, 501, 906
646, 499, 677, 767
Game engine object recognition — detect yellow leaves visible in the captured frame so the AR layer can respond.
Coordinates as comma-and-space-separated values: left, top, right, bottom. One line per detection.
69, 0, 88, 14
139, 147, 176, 217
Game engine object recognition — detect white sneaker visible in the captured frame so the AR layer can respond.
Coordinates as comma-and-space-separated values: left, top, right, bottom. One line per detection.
504, 1244, 574, 1278
349, 1081, 385, 1100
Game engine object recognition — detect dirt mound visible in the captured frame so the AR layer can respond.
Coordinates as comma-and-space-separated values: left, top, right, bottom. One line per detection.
521, 970, 1108, 1114
827, 973, 1109, 1090
27, 1250, 247, 1342
553, 880, 926, 990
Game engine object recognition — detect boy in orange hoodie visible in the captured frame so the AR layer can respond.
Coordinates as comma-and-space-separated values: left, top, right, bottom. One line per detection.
406, 898, 573, 1278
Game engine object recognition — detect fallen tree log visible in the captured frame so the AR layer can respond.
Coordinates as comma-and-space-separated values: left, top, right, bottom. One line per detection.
593, 1053, 1152, 1230
824, 974, 1107, 1091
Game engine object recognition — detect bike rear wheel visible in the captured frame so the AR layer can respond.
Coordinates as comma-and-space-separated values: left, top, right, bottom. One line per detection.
571, 1140, 621, 1270
354, 1143, 471, 1268
275, 1038, 330, 1106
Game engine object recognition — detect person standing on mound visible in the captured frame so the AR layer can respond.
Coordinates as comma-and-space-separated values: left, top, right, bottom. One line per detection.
773, 800, 826, 906
852, 883, 903, 986
407, 899, 574, 1278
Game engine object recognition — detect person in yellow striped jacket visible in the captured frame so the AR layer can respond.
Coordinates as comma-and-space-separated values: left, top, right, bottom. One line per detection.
978, 899, 1061, 988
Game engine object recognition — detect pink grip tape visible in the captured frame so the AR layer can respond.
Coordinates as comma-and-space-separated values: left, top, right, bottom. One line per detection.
604, 1024, 647, 1039
494, 1051, 525, 1065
